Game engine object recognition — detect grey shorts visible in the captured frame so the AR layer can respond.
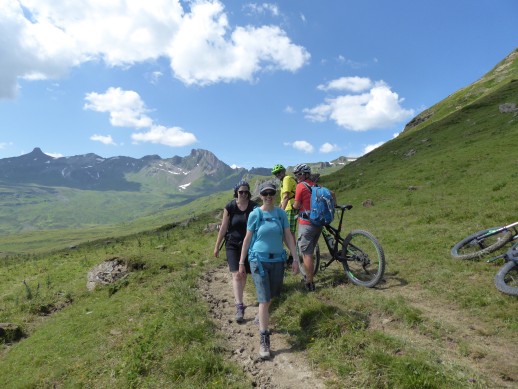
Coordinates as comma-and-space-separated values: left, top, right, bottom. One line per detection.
250, 261, 285, 303
297, 223, 322, 255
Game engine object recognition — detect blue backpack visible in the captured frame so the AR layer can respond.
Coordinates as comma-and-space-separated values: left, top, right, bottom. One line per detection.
302, 183, 335, 226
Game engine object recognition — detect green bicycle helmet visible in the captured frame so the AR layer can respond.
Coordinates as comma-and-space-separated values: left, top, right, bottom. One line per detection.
271, 164, 285, 175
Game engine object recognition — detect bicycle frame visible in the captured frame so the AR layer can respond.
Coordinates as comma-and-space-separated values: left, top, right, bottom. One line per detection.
487, 239, 518, 263
319, 205, 352, 270
482, 221, 518, 241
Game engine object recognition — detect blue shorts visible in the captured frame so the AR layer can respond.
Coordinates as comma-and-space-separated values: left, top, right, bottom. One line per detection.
250, 261, 285, 303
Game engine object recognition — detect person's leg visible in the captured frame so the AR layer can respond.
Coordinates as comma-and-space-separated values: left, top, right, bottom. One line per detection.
302, 253, 314, 283
227, 245, 247, 321
258, 301, 271, 331
231, 272, 246, 304
298, 225, 321, 288
298, 224, 314, 282
250, 261, 272, 359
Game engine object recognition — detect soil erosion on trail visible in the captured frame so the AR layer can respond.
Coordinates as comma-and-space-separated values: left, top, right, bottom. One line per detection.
200, 264, 518, 388
199, 265, 326, 388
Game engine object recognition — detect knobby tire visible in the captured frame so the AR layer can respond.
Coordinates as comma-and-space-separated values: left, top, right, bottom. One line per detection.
494, 261, 518, 296
342, 229, 385, 288
451, 227, 513, 260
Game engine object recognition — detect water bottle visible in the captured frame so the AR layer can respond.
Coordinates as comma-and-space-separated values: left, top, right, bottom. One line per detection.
323, 230, 334, 248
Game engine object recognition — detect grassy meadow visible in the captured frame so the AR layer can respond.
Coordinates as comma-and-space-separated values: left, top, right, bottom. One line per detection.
1, 54, 517, 387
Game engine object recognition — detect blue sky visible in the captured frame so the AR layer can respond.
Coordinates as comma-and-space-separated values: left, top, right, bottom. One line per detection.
0, 0, 517, 169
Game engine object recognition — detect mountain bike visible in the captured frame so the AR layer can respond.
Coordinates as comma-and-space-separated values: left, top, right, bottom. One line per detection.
488, 242, 518, 296
450, 221, 518, 260
299, 204, 385, 288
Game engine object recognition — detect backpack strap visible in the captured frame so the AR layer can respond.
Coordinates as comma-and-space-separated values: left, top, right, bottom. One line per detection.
300, 182, 313, 219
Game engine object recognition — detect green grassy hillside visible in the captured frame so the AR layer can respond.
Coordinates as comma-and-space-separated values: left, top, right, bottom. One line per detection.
1, 50, 517, 387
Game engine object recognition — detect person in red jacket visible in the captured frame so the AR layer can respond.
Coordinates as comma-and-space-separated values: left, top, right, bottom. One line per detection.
292, 163, 320, 291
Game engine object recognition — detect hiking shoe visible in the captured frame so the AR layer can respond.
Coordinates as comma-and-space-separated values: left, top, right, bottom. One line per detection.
305, 282, 316, 292
259, 330, 271, 359
235, 303, 246, 323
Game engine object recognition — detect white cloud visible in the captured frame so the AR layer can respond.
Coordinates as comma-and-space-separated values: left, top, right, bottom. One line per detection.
363, 141, 384, 154
304, 79, 415, 131
320, 143, 340, 153
90, 134, 116, 146
317, 76, 372, 92
0, 0, 309, 98
85, 87, 197, 148
84, 87, 153, 128
149, 71, 163, 85
132, 125, 197, 147
244, 3, 280, 17
285, 140, 314, 153
169, 1, 310, 85
284, 105, 295, 114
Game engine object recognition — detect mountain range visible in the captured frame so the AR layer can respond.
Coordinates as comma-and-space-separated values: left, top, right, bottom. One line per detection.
0, 147, 353, 236
0, 147, 252, 192
0, 147, 353, 193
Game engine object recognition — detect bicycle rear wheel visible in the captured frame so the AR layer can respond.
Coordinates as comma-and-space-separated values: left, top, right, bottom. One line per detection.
299, 243, 320, 277
342, 229, 385, 288
494, 261, 518, 296
450, 227, 513, 260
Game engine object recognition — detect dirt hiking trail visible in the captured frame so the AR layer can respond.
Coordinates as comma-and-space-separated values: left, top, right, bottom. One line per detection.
199, 265, 327, 388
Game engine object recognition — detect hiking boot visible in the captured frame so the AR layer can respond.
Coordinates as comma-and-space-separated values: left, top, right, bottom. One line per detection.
235, 303, 245, 323
259, 330, 271, 359
305, 282, 316, 292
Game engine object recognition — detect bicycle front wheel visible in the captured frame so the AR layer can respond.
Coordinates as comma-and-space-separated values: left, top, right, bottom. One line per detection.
299, 243, 320, 277
342, 229, 385, 288
450, 227, 512, 260
494, 261, 518, 296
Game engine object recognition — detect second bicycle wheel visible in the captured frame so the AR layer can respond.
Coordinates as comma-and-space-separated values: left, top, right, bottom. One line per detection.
450, 227, 512, 260
494, 261, 518, 296
341, 229, 385, 288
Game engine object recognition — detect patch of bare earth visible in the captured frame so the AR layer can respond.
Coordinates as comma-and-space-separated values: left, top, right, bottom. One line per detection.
373, 277, 517, 388
199, 265, 326, 389
201, 264, 516, 388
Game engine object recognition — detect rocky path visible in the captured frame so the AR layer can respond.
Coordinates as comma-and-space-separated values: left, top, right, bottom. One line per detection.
199, 265, 326, 388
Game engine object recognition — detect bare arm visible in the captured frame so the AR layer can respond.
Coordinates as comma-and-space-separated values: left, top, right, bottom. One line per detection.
280, 192, 290, 210
284, 227, 300, 274
238, 229, 254, 275
213, 208, 230, 257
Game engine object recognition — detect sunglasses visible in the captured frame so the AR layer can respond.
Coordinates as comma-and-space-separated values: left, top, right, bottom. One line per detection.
261, 191, 276, 197
238, 190, 249, 195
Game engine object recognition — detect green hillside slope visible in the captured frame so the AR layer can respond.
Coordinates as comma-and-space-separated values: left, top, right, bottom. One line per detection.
1, 49, 517, 388
403, 48, 517, 135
